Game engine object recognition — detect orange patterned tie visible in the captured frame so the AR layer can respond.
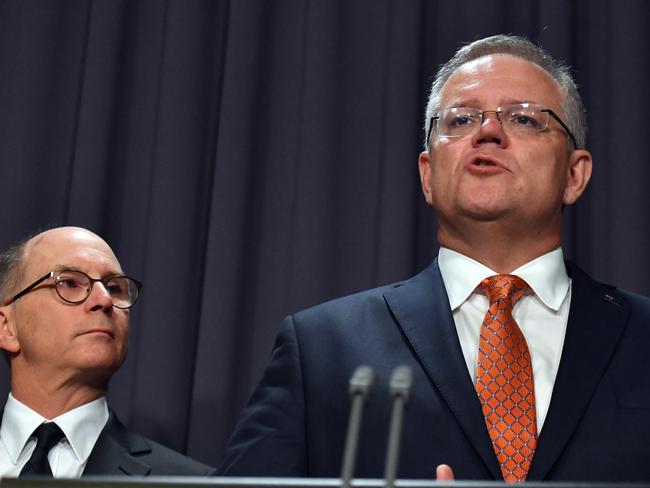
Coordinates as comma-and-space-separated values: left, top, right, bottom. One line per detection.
476, 275, 537, 483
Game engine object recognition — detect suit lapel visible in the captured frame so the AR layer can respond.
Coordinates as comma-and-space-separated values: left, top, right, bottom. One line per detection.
83, 411, 152, 476
384, 260, 501, 479
527, 262, 630, 479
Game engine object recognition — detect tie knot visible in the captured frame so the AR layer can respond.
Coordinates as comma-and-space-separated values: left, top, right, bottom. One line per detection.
19, 422, 65, 477
32, 422, 64, 452
480, 274, 530, 306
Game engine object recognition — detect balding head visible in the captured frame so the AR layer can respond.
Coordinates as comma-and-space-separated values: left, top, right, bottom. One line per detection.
0, 226, 133, 416
22, 227, 121, 283
0, 227, 120, 304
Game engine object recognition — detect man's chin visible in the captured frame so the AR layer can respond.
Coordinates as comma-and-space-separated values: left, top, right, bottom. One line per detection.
440, 189, 515, 223
74, 350, 125, 382
74, 362, 120, 390
458, 204, 511, 222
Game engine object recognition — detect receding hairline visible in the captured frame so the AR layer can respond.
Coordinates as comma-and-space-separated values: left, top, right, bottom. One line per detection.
1, 227, 119, 300
26, 227, 119, 269
423, 34, 587, 150
439, 53, 566, 109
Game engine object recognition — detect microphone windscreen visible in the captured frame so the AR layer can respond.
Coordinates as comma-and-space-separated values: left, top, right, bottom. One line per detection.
389, 365, 414, 401
349, 365, 375, 397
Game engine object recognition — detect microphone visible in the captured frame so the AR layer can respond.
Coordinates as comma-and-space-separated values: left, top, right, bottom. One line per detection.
383, 365, 414, 488
340, 365, 375, 488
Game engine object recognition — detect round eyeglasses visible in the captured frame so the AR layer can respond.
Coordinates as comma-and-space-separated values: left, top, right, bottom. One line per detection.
427, 102, 578, 149
4, 269, 142, 309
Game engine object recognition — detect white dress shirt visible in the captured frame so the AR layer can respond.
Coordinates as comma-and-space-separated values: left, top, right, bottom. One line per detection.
438, 247, 571, 432
0, 394, 109, 478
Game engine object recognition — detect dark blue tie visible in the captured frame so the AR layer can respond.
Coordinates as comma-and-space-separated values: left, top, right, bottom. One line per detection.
19, 422, 65, 477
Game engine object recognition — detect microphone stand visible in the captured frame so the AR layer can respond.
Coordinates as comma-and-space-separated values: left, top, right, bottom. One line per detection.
340, 365, 375, 488
383, 365, 413, 488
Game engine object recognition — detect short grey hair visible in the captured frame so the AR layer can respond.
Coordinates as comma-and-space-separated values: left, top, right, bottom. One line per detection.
424, 34, 586, 150
0, 235, 34, 304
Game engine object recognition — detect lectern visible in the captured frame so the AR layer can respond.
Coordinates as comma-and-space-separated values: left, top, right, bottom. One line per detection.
2, 477, 649, 488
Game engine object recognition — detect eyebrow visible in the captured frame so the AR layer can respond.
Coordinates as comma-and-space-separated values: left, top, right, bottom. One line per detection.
51, 265, 125, 278
445, 97, 480, 108
443, 99, 538, 109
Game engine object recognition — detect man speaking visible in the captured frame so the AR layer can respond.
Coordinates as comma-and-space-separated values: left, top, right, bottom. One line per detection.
219, 35, 650, 482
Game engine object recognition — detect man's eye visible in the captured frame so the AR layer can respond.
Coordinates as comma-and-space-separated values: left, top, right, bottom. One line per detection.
511, 114, 542, 128
106, 280, 127, 295
57, 278, 81, 289
449, 115, 476, 127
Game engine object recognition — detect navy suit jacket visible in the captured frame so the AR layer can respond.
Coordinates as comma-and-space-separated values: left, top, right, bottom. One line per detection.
83, 411, 214, 476
219, 260, 650, 481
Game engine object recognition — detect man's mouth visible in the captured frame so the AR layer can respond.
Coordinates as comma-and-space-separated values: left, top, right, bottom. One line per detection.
474, 159, 496, 166
79, 328, 115, 338
467, 155, 508, 173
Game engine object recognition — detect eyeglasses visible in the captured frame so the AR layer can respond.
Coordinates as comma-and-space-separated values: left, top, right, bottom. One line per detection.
4, 269, 142, 309
427, 102, 578, 149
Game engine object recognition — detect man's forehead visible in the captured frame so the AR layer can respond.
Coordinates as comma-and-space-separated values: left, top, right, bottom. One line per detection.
457, 54, 500, 73
440, 54, 562, 106
25, 227, 122, 274
451, 53, 551, 78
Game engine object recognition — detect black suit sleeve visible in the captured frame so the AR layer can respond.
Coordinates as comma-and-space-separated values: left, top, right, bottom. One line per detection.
218, 315, 308, 476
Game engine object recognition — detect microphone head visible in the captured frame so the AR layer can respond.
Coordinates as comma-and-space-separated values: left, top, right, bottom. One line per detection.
349, 365, 375, 397
389, 365, 414, 402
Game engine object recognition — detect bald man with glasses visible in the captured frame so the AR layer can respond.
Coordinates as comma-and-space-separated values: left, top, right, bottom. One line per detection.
0, 226, 213, 478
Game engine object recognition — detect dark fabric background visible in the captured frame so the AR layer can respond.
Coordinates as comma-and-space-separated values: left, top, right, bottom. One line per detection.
0, 0, 648, 466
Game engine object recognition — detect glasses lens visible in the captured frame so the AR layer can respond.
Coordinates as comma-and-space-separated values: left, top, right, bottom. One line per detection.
502, 104, 548, 133
438, 107, 480, 137
55, 271, 91, 303
107, 277, 140, 309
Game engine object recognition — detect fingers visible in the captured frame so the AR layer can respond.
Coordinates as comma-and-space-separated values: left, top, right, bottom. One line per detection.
436, 464, 455, 481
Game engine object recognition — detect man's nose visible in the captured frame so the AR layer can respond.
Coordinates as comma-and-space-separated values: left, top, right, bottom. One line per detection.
480, 110, 501, 125
87, 282, 114, 313
472, 111, 507, 147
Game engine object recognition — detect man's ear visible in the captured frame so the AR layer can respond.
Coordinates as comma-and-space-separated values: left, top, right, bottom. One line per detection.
0, 305, 20, 354
419, 150, 434, 205
563, 149, 593, 206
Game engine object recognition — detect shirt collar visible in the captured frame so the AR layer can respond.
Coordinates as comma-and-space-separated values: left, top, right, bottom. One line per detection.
1, 394, 47, 464
53, 397, 109, 464
1, 394, 109, 465
438, 246, 570, 311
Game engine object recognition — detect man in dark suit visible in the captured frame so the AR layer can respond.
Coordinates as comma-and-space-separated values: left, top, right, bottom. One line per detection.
219, 34, 650, 482
0, 226, 213, 477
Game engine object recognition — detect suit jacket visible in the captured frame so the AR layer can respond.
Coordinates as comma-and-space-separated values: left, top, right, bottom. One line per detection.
218, 259, 650, 481
83, 411, 214, 476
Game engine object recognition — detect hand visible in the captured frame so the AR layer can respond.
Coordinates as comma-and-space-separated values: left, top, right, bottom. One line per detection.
436, 464, 455, 481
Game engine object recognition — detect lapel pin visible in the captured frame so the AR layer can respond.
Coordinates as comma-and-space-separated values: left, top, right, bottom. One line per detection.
604, 293, 620, 307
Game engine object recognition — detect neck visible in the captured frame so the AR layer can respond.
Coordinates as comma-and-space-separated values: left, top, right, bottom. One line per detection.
10, 369, 108, 419
438, 218, 562, 273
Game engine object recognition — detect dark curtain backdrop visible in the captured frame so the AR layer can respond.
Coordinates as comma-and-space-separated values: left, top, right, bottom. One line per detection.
0, 0, 648, 466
